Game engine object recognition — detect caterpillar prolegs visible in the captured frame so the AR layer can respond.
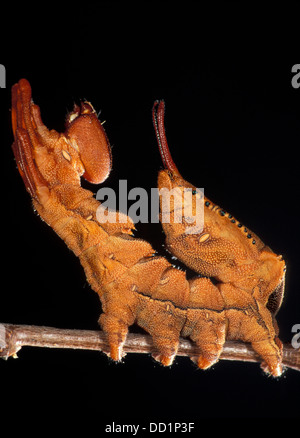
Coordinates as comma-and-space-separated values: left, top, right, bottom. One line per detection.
11, 80, 285, 376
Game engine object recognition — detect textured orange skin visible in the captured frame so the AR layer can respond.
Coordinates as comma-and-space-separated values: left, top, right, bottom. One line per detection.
158, 170, 286, 306
11, 80, 285, 376
158, 170, 285, 374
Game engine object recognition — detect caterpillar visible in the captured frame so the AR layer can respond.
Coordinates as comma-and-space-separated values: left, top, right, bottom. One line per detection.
11, 79, 285, 376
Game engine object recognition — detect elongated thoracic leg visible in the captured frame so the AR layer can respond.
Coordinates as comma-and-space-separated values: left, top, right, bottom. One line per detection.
11, 79, 112, 200
11, 79, 118, 255
11, 81, 285, 377
11, 80, 51, 201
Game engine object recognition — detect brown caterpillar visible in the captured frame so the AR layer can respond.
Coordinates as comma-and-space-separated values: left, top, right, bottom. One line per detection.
11, 79, 285, 376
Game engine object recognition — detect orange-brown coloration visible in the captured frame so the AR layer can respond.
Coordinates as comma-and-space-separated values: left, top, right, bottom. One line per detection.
153, 100, 286, 376
65, 102, 112, 184
11, 81, 285, 376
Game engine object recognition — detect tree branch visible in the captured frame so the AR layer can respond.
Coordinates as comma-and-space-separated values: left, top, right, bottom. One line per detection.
0, 323, 299, 373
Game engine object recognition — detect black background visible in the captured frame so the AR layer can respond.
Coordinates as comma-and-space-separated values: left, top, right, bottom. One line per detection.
1, 3, 299, 427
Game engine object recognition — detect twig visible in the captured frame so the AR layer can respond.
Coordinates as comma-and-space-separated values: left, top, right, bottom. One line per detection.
0, 323, 299, 372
